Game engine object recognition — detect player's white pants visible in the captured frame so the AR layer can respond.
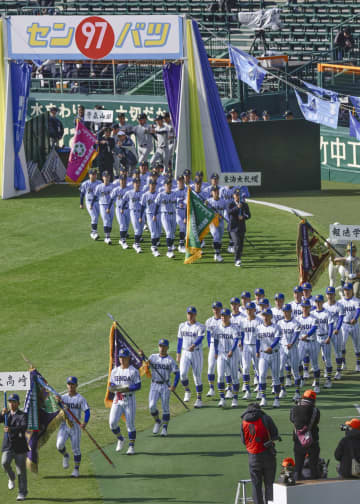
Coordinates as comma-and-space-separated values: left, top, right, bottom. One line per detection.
217, 353, 239, 384
176, 209, 186, 233
150, 147, 169, 168
331, 331, 343, 359
56, 423, 81, 457
242, 344, 258, 375
130, 209, 144, 236
161, 212, 177, 239
146, 213, 161, 239
109, 397, 136, 433
179, 349, 203, 386
298, 340, 319, 371
258, 351, 280, 386
115, 207, 130, 232
85, 200, 99, 225
342, 323, 360, 353
99, 204, 114, 228
279, 346, 300, 380
210, 219, 224, 244
149, 383, 170, 416
138, 145, 152, 164
208, 343, 216, 375
317, 336, 332, 368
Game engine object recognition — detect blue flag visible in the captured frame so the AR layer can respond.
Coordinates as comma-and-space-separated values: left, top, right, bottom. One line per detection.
349, 95, 360, 116
303, 81, 339, 102
228, 45, 267, 93
295, 90, 340, 129
349, 111, 360, 140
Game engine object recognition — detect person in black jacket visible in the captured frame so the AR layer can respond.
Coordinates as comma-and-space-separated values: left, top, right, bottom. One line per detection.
96, 127, 115, 179
227, 189, 251, 267
0, 393, 28, 501
290, 389, 320, 480
48, 107, 64, 148
241, 403, 280, 504
335, 418, 360, 478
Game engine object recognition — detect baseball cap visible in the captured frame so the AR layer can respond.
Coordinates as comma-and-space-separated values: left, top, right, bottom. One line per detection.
301, 282, 312, 290
246, 302, 256, 310
344, 282, 353, 290
8, 393, 20, 402
345, 418, 360, 431
118, 113, 126, 119
187, 306, 197, 314
138, 113, 147, 120
50, 106, 58, 112
111, 122, 119, 129
67, 376, 78, 385
241, 291, 251, 298
88, 169, 96, 175
230, 108, 238, 114
293, 286, 303, 293
155, 115, 163, 121
118, 130, 126, 136
221, 308, 231, 316
230, 297, 240, 304
164, 111, 170, 118
274, 293, 285, 300
262, 110, 270, 117
261, 308, 273, 316
164, 178, 172, 185
177, 175, 184, 181
326, 286, 336, 294
233, 188, 241, 195
158, 338, 169, 347
315, 294, 324, 302
282, 457, 295, 467
282, 304, 292, 312
240, 112, 247, 118
211, 173, 219, 179
347, 242, 357, 250
303, 389, 316, 401
301, 299, 311, 307
259, 298, 269, 306
118, 348, 130, 358
255, 288, 265, 296
155, 162, 164, 169
194, 177, 201, 184
119, 175, 127, 181
212, 301, 223, 309
102, 171, 110, 177
183, 169, 191, 176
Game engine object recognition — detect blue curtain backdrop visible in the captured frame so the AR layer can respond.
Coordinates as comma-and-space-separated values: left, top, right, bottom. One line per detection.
163, 63, 182, 136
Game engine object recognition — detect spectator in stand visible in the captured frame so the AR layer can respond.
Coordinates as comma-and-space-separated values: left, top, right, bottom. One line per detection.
284, 110, 294, 120
248, 109, 259, 122
334, 27, 354, 61
335, 418, 360, 478
262, 111, 270, 121
38, 0, 55, 14
240, 112, 248, 123
48, 107, 64, 148
230, 109, 241, 123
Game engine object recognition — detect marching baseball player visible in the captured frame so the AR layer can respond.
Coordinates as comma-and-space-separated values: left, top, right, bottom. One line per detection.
174, 175, 187, 253
324, 286, 345, 379
240, 291, 251, 316
297, 299, 319, 392
92, 171, 115, 245
206, 186, 227, 263
291, 286, 304, 318
240, 302, 262, 400
140, 339, 179, 437
205, 301, 223, 397
326, 222, 347, 287
108, 348, 141, 455
154, 179, 178, 259
213, 308, 240, 408
339, 282, 360, 371
313, 294, 334, 388
253, 288, 268, 314
164, 112, 175, 167
192, 177, 206, 201
140, 180, 161, 257
334, 243, 360, 298
79, 169, 101, 240
272, 293, 285, 322
120, 178, 144, 253
301, 282, 315, 307
177, 306, 205, 408
150, 115, 169, 169
109, 175, 130, 249
278, 305, 301, 401
256, 309, 281, 408
230, 297, 244, 392
56, 377, 90, 478
183, 169, 192, 189
202, 173, 221, 200
130, 113, 154, 164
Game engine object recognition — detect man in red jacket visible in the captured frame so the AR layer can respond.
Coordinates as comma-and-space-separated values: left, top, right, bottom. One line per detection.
241, 403, 279, 504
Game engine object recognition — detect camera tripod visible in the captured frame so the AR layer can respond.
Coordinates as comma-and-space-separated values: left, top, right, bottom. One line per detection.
249, 30, 269, 55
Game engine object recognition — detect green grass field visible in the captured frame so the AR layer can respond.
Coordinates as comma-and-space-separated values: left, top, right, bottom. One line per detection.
0, 180, 359, 504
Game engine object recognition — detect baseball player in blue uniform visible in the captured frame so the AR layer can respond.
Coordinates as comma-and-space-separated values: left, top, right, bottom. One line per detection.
213, 308, 240, 408
56, 377, 90, 478
121, 178, 144, 253
313, 294, 334, 388
154, 179, 177, 259
206, 186, 228, 263
256, 309, 281, 408
297, 299, 319, 392
108, 348, 141, 455
174, 175, 187, 253
109, 175, 130, 249
177, 306, 205, 408
205, 301, 223, 397
92, 171, 115, 245
324, 286, 345, 379
140, 339, 179, 437
140, 180, 161, 257
239, 302, 262, 400
79, 169, 101, 240
277, 305, 301, 401
339, 282, 360, 371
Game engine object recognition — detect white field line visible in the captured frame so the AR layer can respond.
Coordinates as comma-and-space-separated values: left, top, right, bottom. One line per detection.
331, 404, 360, 419
60, 374, 108, 394
248, 199, 313, 217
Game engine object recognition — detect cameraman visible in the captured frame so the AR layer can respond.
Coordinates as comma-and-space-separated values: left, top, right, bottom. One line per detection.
335, 418, 360, 478
241, 403, 280, 504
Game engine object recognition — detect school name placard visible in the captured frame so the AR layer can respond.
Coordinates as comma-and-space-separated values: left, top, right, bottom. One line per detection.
219, 172, 261, 186
7, 15, 183, 60
0, 372, 31, 391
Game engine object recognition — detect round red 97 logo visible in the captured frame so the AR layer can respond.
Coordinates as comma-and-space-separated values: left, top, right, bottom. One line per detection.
75, 16, 115, 60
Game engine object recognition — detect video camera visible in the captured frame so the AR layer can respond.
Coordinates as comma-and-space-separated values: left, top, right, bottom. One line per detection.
340, 424, 351, 432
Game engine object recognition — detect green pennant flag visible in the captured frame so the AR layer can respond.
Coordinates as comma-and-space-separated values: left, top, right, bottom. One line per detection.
184, 187, 219, 264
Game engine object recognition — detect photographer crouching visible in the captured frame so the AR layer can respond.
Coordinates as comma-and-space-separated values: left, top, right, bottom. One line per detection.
240, 403, 281, 504
335, 418, 360, 478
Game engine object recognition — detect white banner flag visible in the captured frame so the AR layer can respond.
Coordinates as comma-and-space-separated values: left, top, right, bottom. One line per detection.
0, 372, 31, 391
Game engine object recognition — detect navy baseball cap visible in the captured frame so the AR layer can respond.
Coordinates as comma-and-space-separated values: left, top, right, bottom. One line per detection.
177, 175, 184, 181
344, 282, 353, 290
211, 173, 219, 179
241, 291, 251, 298
274, 293, 285, 300
246, 302, 256, 310
212, 301, 223, 309
158, 338, 169, 347
112, 122, 119, 129
88, 169, 96, 175
102, 171, 110, 177
149, 180, 157, 185
301, 282, 312, 290
315, 294, 324, 302
183, 169, 191, 176
67, 376, 78, 385
119, 175, 127, 180
326, 286, 336, 294
155, 115, 163, 121
187, 306, 197, 314
8, 393, 20, 402
255, 288, 265, 296
221, 308, 231, 316
118, 348, 130, 358
261, 308, 273, 316
301, 299, 311, 307
293, 286, 303, 293
240, 112, 247, 118
259, 298, 269, 305
282, 304, 292, 312
138, 113, 147, 120
230, 297, 240, 304
164, 178, 172, 185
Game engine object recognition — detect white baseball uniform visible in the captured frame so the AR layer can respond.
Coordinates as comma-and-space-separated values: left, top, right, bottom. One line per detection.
296, 314, 319, 373
256, 322, 281, 393
213, 323, 240, 390
205, 316, 222, 380
277, 318, 300, 381
109, 365, 141, 437
338, 296, 360, 356
240, 316, 262, 388
177, 321, 205, 388
56, 392, 89, 457
324, 300, 345, 362
148, 353, 179, 422
313, 309, 334, 370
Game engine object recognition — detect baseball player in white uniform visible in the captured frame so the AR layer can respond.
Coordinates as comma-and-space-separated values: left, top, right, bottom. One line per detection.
213, 308, 240, 408
154, 179, 177, 259
272, 293, 285, 322
205, 301, 222, 397
291, 286, 304, 319
326, 223, 347, 287
56, 376, 90, 478
324, 285, 345, 379
177, 306, 205, 408
334, 243, 360, 298
109, 175, 130, 249
164, 112, 175, 167
92, 171, 115, 245
339, 282, 360, 371
256, 309, 281, 408
151, 116, 169, 168
141, 339, 179, 437
313, 294, 334, 388
300, 283, 315, 378
239, 302, 262, 400
230, 297, 244, 393
79, 169, 101, 240
297, 299, 319, 392
108, 348, 141, 455
240, 291, 251, 316
277, 305, 301, 401
174, 175, 187, 253
206, 186, 228, 263
130, 113, 154, 164
121, 178, 144, 253
140, 180, 161, 257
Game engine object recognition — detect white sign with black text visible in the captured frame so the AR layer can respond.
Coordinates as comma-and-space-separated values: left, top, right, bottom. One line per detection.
219, 172, 261, 186
0, 372, 31, 391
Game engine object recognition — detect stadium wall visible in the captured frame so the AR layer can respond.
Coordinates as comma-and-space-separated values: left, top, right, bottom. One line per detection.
321, 125, 360, 184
